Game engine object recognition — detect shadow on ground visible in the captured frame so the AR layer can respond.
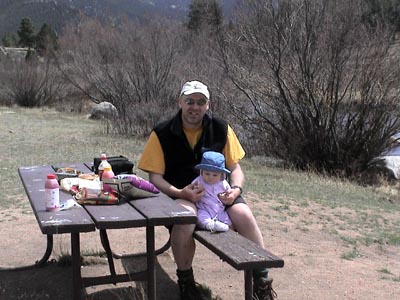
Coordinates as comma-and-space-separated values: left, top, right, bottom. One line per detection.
0, 256, 179, 300
0, 262, 73, 300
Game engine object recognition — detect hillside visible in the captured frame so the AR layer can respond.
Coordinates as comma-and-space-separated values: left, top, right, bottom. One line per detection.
0, 0, 239, 41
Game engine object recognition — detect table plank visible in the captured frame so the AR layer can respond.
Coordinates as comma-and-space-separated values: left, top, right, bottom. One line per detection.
84, 202, 147, 229
130, 194, 197, 226
19, 165, 95, 234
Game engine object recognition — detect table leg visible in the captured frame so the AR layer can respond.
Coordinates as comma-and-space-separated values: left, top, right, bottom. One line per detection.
147, 225, 156, 300
71, 232, 82, 300
99, 229, 117, 278
244, 270, 253, 300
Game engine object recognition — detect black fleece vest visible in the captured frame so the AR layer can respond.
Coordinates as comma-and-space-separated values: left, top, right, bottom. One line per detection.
154, 110, 228, 189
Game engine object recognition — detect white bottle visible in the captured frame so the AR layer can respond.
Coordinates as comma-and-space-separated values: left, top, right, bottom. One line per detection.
45, 174, 60, 212
98, 153, 110, 180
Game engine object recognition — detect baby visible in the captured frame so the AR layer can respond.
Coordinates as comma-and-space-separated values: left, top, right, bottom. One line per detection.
192, 151, 232, 232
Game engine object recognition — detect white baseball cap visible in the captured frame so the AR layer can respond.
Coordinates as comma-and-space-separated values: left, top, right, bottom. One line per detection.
180, 80, 210, 100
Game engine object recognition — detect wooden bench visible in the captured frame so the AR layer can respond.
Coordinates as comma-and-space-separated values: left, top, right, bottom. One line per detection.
194, 229, 284, 300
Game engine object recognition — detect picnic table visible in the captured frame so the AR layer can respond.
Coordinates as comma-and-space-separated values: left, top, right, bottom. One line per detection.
18, 162, 197, 300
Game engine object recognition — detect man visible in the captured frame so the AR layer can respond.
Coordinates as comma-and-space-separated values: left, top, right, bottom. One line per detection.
138, 80, 275, 300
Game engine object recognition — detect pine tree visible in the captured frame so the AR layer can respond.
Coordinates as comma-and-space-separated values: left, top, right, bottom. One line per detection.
363, 0, 400, 30
18, 18, 36, 48
207, 0, 223, 28
36, 23, 58, 56
187, 0, 223, 32
2, 33, 18, 47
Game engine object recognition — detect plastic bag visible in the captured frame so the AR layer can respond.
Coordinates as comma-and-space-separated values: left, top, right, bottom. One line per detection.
74, 188, 119, 205
102, 176, 159, 200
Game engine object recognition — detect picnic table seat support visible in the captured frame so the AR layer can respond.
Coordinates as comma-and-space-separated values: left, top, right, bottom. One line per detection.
96, 225, 173, 300
36, 234, 54, 267
75, 230, 148, 289
99, 228, 171, 281
101, 232, 171, 260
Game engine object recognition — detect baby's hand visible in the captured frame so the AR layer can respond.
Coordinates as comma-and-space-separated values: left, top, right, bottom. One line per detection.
218, 189, 236, 205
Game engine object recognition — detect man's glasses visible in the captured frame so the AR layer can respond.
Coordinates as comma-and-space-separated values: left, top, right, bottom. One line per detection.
184, 98, 208, 106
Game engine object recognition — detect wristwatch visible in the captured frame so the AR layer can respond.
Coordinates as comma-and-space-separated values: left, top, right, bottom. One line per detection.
231, 185, 243, 195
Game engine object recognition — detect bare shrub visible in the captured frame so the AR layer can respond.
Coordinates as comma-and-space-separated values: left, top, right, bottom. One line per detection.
0, 60, 14, 106
1, 58, 66, 107
54, 88, 93, 114
217, 0, 400, 177
57, 17, 182, 137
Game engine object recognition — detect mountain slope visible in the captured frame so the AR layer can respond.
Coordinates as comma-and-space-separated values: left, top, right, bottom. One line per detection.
0, 0, 238, 41
0, 0, 79, 39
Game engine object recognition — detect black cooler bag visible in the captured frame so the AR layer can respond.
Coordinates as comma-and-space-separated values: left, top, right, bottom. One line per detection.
92, 155, 134, 175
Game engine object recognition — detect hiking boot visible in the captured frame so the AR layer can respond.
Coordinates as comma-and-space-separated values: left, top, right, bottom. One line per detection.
178, 278, 208, 300
205, 218, 229, 232
253, 277, 277, 300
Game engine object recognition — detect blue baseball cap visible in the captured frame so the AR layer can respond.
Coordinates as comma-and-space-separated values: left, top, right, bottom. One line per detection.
195, 151, 231, 174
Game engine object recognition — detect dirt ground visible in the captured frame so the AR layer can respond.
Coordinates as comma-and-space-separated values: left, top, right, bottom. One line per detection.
0, 194, 399, 300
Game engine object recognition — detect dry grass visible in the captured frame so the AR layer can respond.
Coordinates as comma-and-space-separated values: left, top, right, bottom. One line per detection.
0, 106, 146, 210
2, 105, 400, 246
1, 106, 400, 243
242, 158, 400, 248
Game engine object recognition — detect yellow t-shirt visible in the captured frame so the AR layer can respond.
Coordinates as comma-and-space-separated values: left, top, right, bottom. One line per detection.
138, 125, 245, 175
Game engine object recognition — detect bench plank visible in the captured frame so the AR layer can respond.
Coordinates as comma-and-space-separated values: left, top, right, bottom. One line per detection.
194, 230, 284, 270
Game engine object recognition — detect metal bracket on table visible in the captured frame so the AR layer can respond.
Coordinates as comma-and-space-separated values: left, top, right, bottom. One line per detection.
99, 229, 171, 278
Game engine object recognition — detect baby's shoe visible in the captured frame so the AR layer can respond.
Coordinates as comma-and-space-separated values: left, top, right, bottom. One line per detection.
206, 219, 229, 232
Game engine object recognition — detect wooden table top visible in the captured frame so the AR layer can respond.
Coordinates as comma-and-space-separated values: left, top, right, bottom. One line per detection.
18, 163, 197, 234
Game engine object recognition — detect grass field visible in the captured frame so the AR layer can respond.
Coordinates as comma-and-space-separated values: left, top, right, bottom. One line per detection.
1, 105, 399, 247
1, 105, 400, 299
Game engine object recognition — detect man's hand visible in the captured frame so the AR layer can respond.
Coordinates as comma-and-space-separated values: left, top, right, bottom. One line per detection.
149, 173, 205, 201
218, 187, 241, 205
180, 182, 205, 203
